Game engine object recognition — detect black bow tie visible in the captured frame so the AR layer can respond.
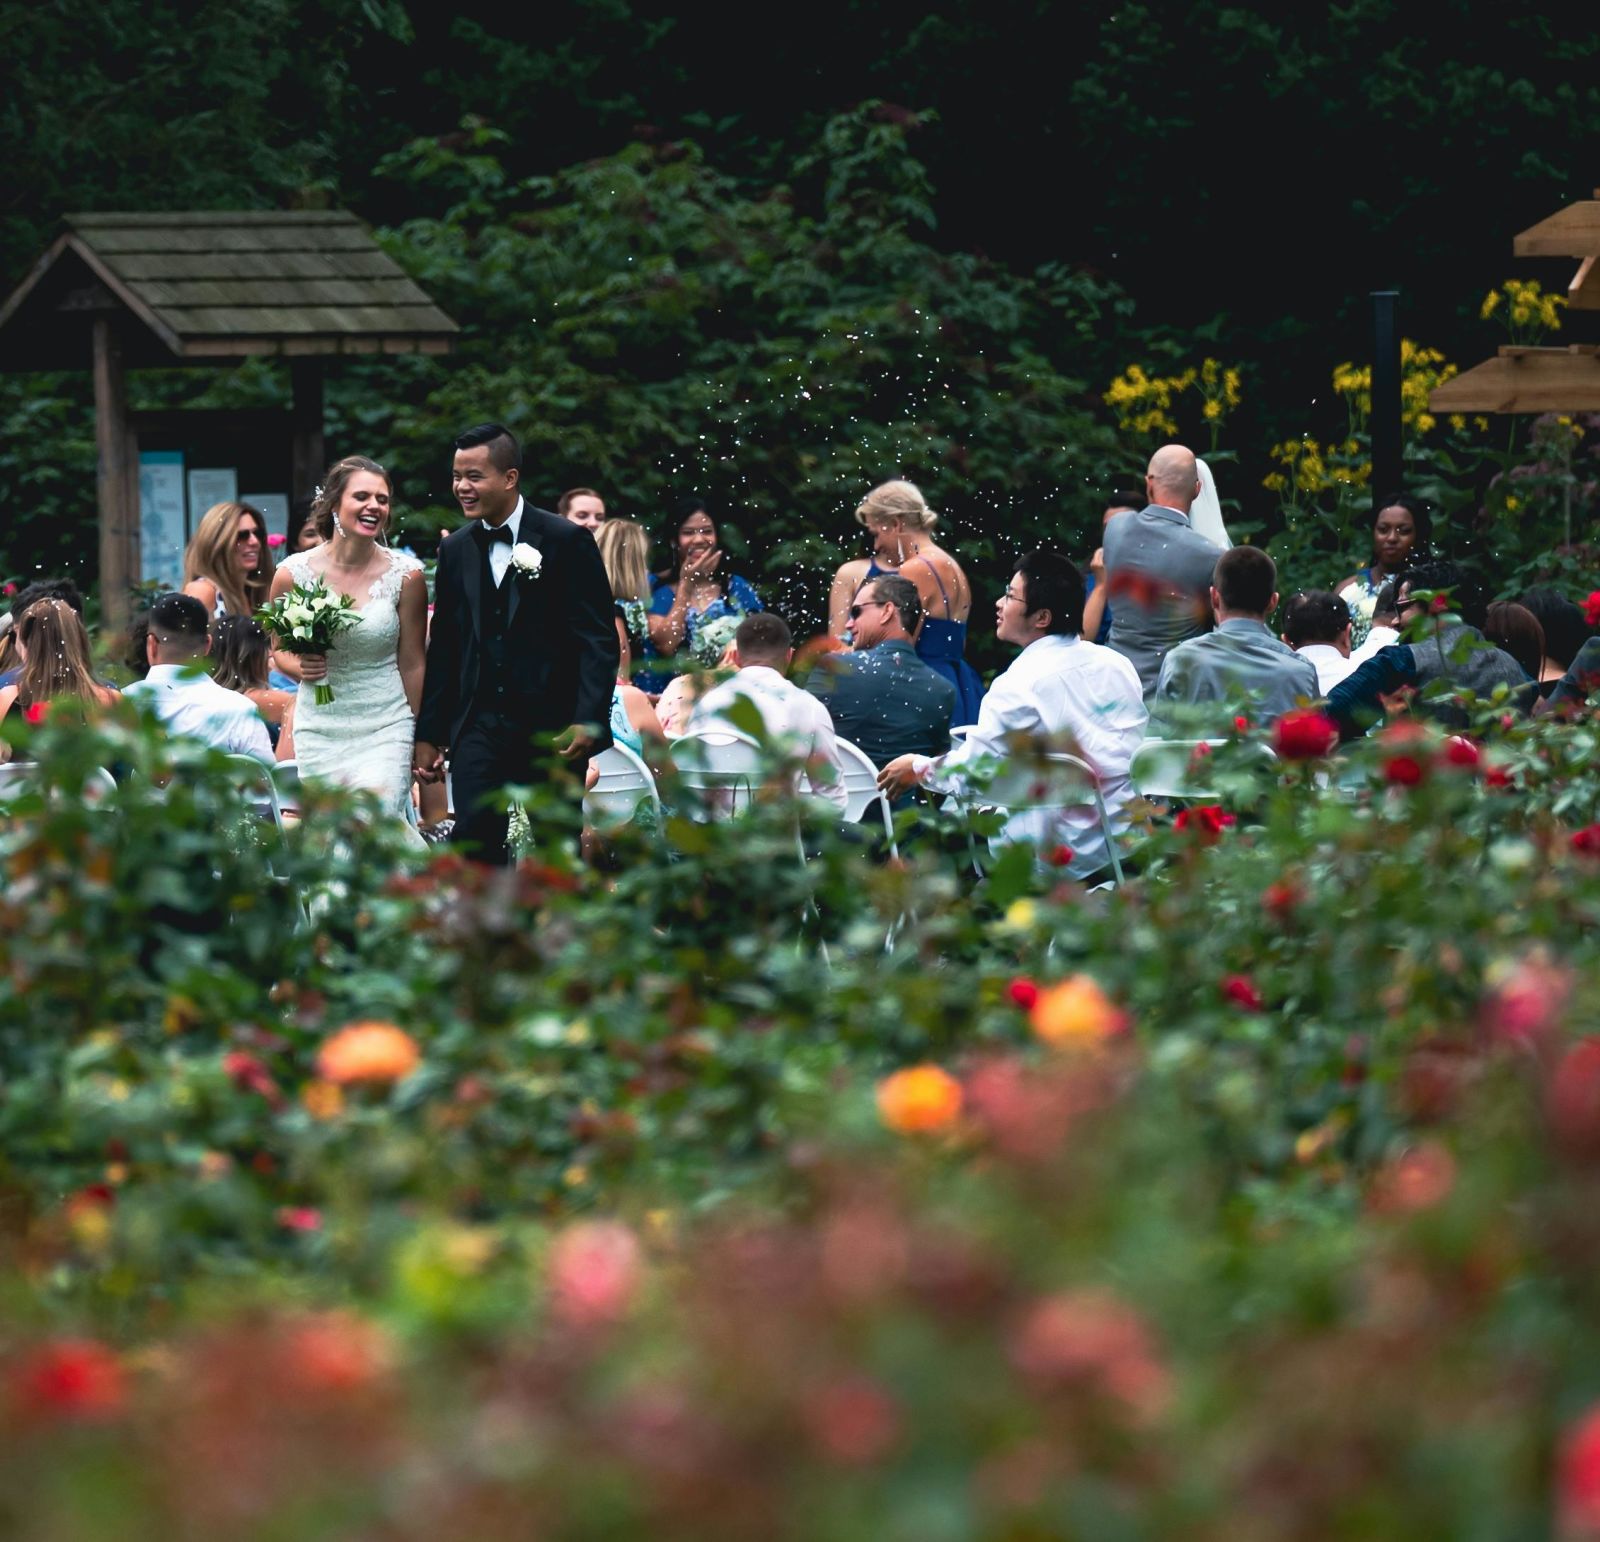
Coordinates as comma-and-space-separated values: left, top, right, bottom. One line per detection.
477, 522, 514, 547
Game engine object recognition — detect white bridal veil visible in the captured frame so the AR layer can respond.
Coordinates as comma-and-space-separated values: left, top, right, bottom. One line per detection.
1191, 457, 1231, 549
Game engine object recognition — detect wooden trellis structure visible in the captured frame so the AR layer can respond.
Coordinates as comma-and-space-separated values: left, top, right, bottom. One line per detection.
0, 211, 458, 629
1430, 190, 1600, 417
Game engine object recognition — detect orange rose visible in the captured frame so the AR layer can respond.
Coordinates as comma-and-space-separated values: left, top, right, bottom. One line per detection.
876, 1065, 963, 1135
1029, 975, 1127, 1049
316, 1022, 421, 1086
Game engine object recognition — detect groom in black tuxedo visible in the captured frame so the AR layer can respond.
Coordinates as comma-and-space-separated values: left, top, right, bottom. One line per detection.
414, 423, 618, 864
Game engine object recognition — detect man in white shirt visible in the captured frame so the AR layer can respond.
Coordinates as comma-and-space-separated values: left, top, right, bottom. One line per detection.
123, 593, 274, 762
878, 551, 1148, 879
1281, 589, 1357, 695
687, 613, 848, 812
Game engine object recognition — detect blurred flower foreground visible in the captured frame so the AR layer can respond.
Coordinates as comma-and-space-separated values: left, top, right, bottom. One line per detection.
8, 701, 1600, 1539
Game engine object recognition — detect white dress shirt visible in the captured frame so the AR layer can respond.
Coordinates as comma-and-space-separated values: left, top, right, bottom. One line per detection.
124, 664, 274, 763
687, 664, 849, 812
914, 634, 1147, 877
484, 497, 525, 588
1295, 642, 1358, 695
1349, 624, 1399, 667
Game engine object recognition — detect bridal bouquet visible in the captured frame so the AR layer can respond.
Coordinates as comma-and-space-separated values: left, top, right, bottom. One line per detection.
256, 577, 361, 706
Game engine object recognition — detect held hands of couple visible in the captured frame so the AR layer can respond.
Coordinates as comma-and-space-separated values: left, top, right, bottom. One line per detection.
412, 740, 445, 784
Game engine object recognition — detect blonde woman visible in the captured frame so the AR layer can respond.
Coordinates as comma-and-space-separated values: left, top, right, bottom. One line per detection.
183, 501, 275, 621
854, 479, 981, 722
0, 599, 120, 748
595, 518, 652, 674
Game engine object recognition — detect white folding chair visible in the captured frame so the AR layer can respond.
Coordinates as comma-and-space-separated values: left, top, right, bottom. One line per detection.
584, 742, 662, 826
272, 759, 302, 820
964, 751, 1126, 886
949, 723, 978, 744
670, 729, 765, 818
833, 736, 897, 857
228, 754, 286, 832
0, 760, 116, 806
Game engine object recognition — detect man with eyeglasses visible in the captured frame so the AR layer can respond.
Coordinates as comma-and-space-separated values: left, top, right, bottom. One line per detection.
805, 574, 955, 768
877, 551, 1147, 880
1325, 559, 1533, 739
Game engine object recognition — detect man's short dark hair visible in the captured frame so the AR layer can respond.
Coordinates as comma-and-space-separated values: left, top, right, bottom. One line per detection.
865, 573, 921, 634
10, 577, 85, 617
1520, 586, 1589, 670
454, 423, 522, 473
1282, 590, 1350, 648
148, 591, 209, 650
735, 612, 792, 662
1213, 546, 1277, 615
1400, 558, 1487, 630
1104, 488, 1144, 513
1015, 551, 1086, 636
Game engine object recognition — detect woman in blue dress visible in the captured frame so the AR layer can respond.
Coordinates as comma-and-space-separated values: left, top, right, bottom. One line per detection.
637, 498, 763, 693
854, 479, 983, 724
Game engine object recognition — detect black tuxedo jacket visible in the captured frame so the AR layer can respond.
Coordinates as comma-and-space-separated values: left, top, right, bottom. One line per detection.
417, 504, 619, 755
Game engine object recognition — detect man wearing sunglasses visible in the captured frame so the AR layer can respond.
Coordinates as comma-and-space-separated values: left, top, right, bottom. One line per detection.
805, 575, 956, 769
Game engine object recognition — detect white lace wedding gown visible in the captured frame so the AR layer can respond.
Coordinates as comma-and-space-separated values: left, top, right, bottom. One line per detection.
280, 546, 424, 842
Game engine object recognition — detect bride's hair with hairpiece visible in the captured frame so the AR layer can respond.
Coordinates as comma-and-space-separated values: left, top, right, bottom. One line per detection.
311, 456, 392, 542
855, 479, 939, 532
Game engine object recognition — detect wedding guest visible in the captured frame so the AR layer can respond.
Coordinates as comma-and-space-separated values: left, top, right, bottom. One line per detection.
1153, 548, 1317, 725
854, 479, 982, 723
1102, 445, 1220, 697
1348, 579, 1402, 666
1081, 487, 1144, 646
559, 487, 607, 533
210, 615, 294, 748
1483, 601, 1545, 684
686, 613, 848, 812
1326, 560, 1531, 738
827, 524, 899, 641
639, 498, 763, 691
805, 574, 955, 766
287, 495, 324, 554
0, 599, 120, 739
1336, 494, 1430, 649
595, 518, 653, 674
122, 593, 273, 762
1520, 587, 1590, 698
878, 551, 1146, 880
1281, 589, 1356, 694
0, 577, 88, 685
655, 640, 735, 738
183, 501, 275, 621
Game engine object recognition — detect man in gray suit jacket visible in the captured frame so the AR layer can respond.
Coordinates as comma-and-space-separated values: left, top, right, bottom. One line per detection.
1102, 444, 1223, 697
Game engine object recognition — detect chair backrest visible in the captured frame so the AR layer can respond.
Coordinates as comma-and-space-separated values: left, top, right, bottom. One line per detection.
0, 760, 116, 806
949, 723, 978, 744
832, 736, 883, 822
227, 754, 285, 831
670, 730, 764, 818
272, 759, 302, 817
585, 742, 661, 826
964, 750, 1125, 884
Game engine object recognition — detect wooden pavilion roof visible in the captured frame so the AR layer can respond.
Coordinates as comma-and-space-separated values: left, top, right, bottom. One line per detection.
0, 210, 458, 370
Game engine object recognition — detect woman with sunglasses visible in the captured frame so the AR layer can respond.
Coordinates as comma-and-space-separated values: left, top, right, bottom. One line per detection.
183, 501, 276, 623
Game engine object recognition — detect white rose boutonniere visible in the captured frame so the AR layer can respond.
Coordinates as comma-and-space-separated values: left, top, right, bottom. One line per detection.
510, 542, 543, 580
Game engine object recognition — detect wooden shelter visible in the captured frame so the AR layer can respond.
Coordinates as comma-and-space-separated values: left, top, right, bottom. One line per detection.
0, 211, 458, 627
1430, 190, 1600, 418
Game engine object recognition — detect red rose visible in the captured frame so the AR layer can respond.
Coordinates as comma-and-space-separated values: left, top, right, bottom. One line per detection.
1384, 754, 1427, 787
277, 1207, 323, 1232
12, 1339, 126, 1422
1560, 1405, 1600, 1531
1262, 879, 1302, 921
1047, 844, 1074, 868
1485, 764, 1513, 790
1572, 825, 1600, 858
1233, 715, 1251, 732
223, 1050, 283, 1106
23, 702, 48, 727
1443, 736, 1480, 770
1273, 709, 1339, 760
1006, 977, 1040, 1010
1585, 592, 1600, 629
1220, 973, 1264, 1011
1173, 805, 1235, 845
1549, 1039, 1600, 1159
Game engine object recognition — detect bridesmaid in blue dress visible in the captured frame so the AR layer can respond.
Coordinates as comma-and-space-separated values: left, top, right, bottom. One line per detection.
854, 479, 983, 724
636, 498, 764, 693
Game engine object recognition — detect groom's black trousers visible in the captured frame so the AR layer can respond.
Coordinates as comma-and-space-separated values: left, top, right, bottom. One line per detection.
450, 709, 533, 867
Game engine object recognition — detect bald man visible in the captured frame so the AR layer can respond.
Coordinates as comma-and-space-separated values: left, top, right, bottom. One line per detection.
1100, 444, 1224, 698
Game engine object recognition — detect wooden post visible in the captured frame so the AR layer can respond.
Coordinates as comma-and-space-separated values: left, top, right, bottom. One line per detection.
290, 359, 325, 502
92, 315, 137, 633
1371, 290, 1401, 507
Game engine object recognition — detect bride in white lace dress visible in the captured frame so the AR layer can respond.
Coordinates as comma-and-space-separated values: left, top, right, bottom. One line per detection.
267, 457, 427, 838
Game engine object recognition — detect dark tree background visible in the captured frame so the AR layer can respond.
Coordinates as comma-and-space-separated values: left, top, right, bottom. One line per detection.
2, 0, 1597, 620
